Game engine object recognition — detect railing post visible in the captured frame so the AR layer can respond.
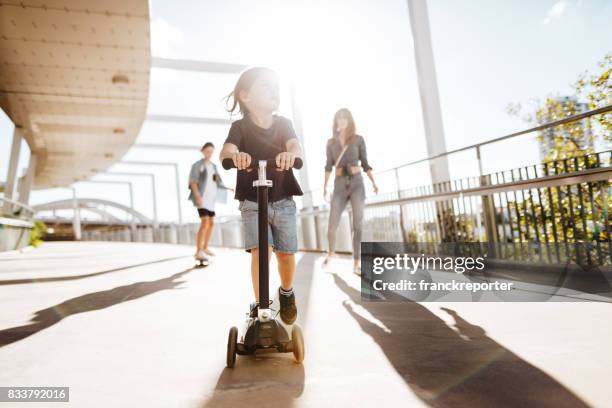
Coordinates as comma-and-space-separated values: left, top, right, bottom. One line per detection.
299, 192, 317, 251
173, 164, 183, 243
395, 168, 408, 243
313, 208, 322, 251
477, 146, 499, 256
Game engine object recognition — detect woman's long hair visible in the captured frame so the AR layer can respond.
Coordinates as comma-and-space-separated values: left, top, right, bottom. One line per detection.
224, 67, 277, 116
331, 108, 357, 145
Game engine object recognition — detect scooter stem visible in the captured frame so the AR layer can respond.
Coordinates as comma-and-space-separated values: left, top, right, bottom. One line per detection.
253, 160, 273, 313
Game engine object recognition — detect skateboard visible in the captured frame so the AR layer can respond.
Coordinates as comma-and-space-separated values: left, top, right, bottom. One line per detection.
195, 257, 211, 268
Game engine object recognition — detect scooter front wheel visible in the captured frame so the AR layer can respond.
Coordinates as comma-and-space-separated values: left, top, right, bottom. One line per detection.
291, 325, 305, 363
227, 326, 238, 368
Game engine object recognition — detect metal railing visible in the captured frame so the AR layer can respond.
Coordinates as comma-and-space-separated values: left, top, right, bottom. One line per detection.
0, 196, 35, 251
79, 150, 611, 266
0, 196, 35, 220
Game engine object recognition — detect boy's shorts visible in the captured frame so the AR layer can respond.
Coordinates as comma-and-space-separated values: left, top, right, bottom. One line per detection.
239, 197, 297, 254
197, 208, 215, 217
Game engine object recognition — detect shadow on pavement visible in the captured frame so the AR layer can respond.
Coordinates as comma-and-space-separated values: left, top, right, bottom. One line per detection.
0, 268, 194, 348
0, 255, 190, 285
199, 254, 315, 408
0, 255, 94, 262
201, 357, 305, 408
332, 273, 589, 408
292, 254, 316, 327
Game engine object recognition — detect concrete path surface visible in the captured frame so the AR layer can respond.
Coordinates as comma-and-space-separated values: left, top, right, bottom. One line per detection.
1, 242, 611, 407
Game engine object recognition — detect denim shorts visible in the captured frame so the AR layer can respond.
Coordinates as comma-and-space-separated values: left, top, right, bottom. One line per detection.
239, 197, 298, 254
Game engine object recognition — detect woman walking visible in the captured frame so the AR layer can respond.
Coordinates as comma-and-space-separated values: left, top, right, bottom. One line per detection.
323, 108, 378, 275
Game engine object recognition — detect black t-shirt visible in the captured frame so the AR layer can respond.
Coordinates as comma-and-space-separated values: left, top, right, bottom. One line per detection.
224, 115, 304, 203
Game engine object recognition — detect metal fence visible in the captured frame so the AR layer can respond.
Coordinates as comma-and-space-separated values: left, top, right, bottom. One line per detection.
293, 151, 611, 264
0, 196, 35, 220
0, 197, 35, 251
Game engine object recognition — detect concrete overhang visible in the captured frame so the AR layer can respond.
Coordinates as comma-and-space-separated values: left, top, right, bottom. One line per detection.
0, 0, 151, 188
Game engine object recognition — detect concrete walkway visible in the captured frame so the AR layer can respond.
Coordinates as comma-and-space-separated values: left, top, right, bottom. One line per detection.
0, 242, 610, 407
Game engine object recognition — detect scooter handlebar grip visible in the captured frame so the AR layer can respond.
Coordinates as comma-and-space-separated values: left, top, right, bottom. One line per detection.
268, 158, 302, 169
293, 157, 303, 170
222, 158, 236, 170
222, 157, 303, 170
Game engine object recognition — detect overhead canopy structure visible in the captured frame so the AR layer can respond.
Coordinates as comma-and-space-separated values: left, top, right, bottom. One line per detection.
0, 0, 151, 188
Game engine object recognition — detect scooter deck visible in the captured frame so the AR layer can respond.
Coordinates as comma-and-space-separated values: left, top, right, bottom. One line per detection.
236, 315, 294, 355
236, 340, 294, 355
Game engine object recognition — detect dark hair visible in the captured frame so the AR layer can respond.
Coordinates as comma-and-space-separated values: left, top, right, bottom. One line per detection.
201, 142, 214, 151
224, 67, 277, 116
331, 108, 357, 145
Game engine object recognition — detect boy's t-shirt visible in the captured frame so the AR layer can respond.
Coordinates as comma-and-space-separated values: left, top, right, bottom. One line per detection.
224, 115, 303, 203
200, 161, 217, 211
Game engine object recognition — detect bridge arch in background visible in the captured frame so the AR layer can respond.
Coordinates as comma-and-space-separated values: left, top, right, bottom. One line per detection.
33, 198, 153, 225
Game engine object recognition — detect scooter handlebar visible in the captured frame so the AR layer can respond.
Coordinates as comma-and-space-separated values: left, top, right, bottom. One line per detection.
222, 157, 303, 170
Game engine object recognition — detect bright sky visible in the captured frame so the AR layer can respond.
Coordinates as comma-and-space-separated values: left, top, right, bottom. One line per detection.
1, 0, 611, 223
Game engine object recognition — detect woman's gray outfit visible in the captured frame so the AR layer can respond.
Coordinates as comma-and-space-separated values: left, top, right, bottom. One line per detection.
325, 135, 372, 260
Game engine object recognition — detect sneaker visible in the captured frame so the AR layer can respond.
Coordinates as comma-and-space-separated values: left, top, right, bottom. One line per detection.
354, 265, 361, 276
195, 250, 207, 260
203, 248, 215, 256
278, 287, 297, 325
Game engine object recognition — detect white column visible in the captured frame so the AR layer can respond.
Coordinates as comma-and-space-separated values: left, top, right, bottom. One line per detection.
72, 188, 82, 240
407, 0, 450, 184
151, 176, 158, 241
3, 127, 22, 213
128, 183, 136, 240
290, 86, 312, 206
173, 164, 183, 224
18, 154, 37, 205
151, 176, 158, 227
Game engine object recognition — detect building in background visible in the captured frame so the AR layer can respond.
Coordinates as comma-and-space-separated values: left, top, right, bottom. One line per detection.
538, 96, 594, 161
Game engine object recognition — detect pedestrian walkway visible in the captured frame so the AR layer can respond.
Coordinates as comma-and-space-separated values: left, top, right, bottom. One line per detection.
0, 242, 610, 407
